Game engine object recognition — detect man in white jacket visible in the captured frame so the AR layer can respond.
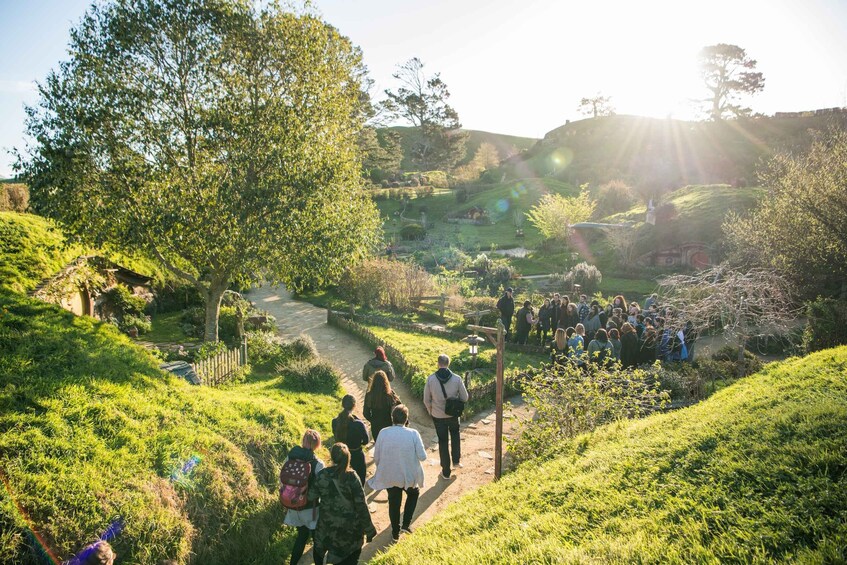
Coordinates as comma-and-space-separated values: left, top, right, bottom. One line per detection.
367, 404, 427, 541
423, 353, 470, 479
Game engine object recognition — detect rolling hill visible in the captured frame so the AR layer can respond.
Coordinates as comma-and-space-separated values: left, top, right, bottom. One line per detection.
374, 347, 847, 563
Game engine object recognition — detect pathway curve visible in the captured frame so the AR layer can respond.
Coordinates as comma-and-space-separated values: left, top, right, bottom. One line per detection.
248, 284, 524, 563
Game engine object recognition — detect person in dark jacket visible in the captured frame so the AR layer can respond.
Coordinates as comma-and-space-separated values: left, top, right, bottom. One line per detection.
332, 395, 369, 485
496, 287, 515, 338
363, 370, 400, 441
536, 298, 552, 345
550, 293, 563, 332
557, 296, 571, 329
577, 294, 590, 324
282, 429, 324, 565
640, 326, 659, 365
620, 322, 639, 369
362, 346, 395, 383
311, 444, 376, 565
514, 300, 535, 344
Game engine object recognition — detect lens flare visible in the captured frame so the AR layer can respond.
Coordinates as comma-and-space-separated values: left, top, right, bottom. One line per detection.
1, 470, 61, 564
170, 454, 202, 485
495, 199, 510, 213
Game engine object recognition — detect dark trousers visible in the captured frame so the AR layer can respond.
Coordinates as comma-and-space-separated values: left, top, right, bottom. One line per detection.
312, 547, 360, 565
290, 526, 316, 565
433, 416, 461, 477
501, 315, 512, 338
387, 486, 420, 536
350, 448, 366, 485
536, 325, 549, 345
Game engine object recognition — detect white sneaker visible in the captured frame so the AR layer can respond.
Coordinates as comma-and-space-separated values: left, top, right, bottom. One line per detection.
453, 462, 464, 469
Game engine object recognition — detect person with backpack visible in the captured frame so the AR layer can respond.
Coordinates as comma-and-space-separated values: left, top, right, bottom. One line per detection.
514, 300, 536, 345
332, 395, 369, 485
311, 444, 377, 565
587, 328, 614, 367
423, 354, 469, 480
281, 429, 324, 565
362, 346, 395, 384
363, 370, 401, 441
368, 404, 426, 541
585, 305, 602, 338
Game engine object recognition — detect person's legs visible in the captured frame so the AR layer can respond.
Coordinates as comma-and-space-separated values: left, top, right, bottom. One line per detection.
311, 544, 325, 565
448, 417, 461, 466
350, 449, 366, 485
433, 417, 451, 477
401, 487, 420, 530
290, 526, 311, 565
387, 486, 403, 538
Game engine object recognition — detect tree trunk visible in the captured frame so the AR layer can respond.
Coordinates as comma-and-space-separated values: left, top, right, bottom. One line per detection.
204, 284, 227, 342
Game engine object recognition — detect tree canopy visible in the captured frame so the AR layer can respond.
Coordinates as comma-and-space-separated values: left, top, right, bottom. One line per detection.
381, 57, 468, 171
578, 94, 615, 118
20, 0, 381, 341
699, 43, 765, 120
723, 129, 847, 298
525, 185, 596, 244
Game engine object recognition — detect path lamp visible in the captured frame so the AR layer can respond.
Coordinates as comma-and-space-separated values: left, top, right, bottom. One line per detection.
466, 320, 506, 480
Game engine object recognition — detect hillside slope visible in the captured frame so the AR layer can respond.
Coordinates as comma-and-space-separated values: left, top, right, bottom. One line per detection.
375, 348, 847, 563
503, 113, 847, 188
0, 291, 340, 564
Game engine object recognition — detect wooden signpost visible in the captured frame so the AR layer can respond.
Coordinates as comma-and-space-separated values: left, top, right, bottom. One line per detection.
466, 319, 505, 479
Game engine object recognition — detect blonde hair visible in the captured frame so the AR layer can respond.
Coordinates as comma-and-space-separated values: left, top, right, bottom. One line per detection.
301, 429, 321, 451
555, 328, 567, 350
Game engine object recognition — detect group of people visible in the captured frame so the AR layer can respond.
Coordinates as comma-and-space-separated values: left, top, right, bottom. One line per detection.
282, 348, 468, 565
498, 288, 696, 367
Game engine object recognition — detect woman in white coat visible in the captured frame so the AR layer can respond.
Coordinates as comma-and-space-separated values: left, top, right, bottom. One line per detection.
367, 404, 426, 541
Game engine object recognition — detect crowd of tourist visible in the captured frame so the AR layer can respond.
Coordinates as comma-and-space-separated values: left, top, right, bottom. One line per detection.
498, 288, 697, 367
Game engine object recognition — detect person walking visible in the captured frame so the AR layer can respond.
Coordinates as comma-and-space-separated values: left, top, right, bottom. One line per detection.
332, 395, 369, 485
367, 404, 426, 541
423, 354, 469, 479
282, 429, 324, 565
362, 346, 395, 384
311, 444, 376, 565
363, 370, 401, 441
496, 287, 515, 339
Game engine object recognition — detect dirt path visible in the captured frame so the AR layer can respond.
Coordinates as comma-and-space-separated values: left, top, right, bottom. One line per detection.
248, 284, 524, 563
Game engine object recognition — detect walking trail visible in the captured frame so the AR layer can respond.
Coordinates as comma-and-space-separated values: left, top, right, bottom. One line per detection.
248, 284, 525, 563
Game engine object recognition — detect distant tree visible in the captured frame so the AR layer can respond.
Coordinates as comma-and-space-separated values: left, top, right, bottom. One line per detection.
20, 0, 381, 342
359, 127, 403, 182
381, 58, 468, 171
453, 141, 501, 183
699, 43, 765, 120
525, 185, 596, 244
723, 129, 847, 297
578, 94, 615, 118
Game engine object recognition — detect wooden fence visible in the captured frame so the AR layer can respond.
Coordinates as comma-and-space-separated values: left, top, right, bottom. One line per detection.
192, 339, 247, 386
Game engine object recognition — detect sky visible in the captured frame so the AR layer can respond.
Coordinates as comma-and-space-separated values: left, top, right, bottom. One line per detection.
1, 0, 846, 177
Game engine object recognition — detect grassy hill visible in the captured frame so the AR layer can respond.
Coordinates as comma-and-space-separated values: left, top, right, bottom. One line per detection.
379, 178, 576, 250
0, 211, 167, 294
0, 291, 341, 564
386, 126, 538, 171
502, 113, 847, 189
374, 347, 847, 563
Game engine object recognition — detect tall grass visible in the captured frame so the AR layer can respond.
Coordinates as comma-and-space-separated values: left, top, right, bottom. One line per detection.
375, 347, 847, 563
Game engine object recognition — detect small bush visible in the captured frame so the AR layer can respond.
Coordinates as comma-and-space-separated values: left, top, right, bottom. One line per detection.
6, 184, 30, 211
279, 358, 341, 393
566, 262, 602, 294
463, 296, 500, 327
456, 189, 468, 203
103, 285, 147, 318
341, 258, 436, 311
152, 281, 204, 313
289, 333, 318, 360
119, 314, 152, 335
803, 297, 847, 353
596, 180, 635, 216
218, 305, 240, 341
711, 344, 763, 376
400, 223, 426, 241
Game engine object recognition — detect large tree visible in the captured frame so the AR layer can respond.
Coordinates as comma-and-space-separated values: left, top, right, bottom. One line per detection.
699, 43, 765, 120
20, 0, 380, 341
381, 57, 468, 171
723, 129, 847, 298
578, 94, 615, 118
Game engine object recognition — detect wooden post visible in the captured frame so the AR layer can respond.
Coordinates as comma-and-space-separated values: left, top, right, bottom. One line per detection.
242, 335, 248, 366
494, 319, 505, 480
440, 294, 446, 323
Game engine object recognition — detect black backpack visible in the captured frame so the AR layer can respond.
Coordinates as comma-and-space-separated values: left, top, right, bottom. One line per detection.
438, 375, 465, 417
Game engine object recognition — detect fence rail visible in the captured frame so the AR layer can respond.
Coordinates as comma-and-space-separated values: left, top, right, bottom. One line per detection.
192, 339, 247, 386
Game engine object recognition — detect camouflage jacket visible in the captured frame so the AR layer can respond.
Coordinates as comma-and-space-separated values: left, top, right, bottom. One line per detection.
309, 466, 376, 558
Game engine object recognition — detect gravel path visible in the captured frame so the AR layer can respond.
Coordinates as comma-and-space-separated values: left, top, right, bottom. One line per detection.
248, 284, 524, 563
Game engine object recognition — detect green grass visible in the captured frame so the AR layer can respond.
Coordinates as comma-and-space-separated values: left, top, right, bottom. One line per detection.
598, 276, 658, 298
0, 212, 82, 294
0, 290, 341, 564
361, 324, 547, 396
143, 311, 190, 344
379, 178, 577, 250
374, 347, 847, 563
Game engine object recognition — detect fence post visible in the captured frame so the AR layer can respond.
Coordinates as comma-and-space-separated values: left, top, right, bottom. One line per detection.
242, 335, 248, 366
440, 294, 446, 322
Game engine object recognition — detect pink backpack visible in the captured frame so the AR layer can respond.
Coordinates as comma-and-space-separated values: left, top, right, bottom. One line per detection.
279, 458, 313, 510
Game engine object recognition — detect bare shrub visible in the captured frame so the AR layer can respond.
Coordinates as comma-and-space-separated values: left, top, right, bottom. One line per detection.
343, 258, 436, 311
6, 184, 29, 211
